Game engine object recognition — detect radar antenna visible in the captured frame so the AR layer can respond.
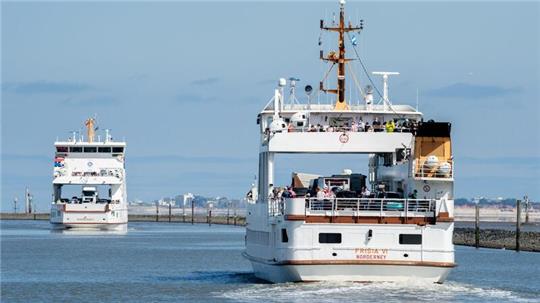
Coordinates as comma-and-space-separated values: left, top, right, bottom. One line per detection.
288, 77, 301, 105
372, 71, 399, 111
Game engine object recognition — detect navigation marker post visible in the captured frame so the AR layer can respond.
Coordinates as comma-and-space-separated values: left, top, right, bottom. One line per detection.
475, 203, 480, 249
516, 199, 521, 252
191, 199, 194, 225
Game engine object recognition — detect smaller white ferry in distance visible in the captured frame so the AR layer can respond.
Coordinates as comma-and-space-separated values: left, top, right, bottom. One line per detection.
50, 118, 128, 231
244, 0, 455, 283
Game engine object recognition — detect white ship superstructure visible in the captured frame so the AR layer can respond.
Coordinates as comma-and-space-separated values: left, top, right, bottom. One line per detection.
244, 1, 455, 283
50, 118, 128, 231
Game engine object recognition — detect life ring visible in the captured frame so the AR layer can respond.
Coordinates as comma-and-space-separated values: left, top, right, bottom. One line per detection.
423, 185, 431, 192
339, 133, 349, 143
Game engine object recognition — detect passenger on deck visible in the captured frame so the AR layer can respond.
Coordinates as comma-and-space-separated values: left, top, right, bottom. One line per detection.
357, 119, 365, 132
410, 120, 418, 135
361, 186, 371, 198
408, 190, 418, 199
373, 117, 382, 132
268, 184, 275, 200
316, 187, 325, 200
317, 124, 325, 132
323, 185, 335, 198
275, 188, 283, 201
351, 121, 358, 132
385, 120, 395, 132
287, 186, 296, 198
365, 122, 372, 132
309, 124, 317, 132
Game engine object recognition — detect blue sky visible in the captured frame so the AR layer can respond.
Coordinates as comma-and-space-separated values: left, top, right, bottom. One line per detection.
1, 1, 539, 211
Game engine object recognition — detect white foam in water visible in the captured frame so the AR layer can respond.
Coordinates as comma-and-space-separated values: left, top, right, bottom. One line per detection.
219, 280, 536, 303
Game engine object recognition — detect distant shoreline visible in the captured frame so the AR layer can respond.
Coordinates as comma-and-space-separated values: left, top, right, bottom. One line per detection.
2, 213, 538, 252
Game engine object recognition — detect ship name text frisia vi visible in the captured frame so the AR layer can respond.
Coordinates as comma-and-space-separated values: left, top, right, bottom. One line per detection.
50, 118, 128, 231
244, 0, 455, 283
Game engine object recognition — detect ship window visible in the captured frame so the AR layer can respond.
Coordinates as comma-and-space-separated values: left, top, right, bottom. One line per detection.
56, 146, 68, 152
319, 233, 342, 244
281, 229, 288, 243
112, 147, 124, 153
399, 234, 422, 245
83, 147, 97, 153
98, 147, 112, 153
70, 147, 82, 153
383, 153, 393, 166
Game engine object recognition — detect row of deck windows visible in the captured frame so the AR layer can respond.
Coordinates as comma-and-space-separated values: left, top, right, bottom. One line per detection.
281, 230, 422, 245
56, 146, 124, 153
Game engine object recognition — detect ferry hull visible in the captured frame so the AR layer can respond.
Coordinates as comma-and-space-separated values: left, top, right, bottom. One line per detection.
51, 222, 127, 231
247, 256, 452, 283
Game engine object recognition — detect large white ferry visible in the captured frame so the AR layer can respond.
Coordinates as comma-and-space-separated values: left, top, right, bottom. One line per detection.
244, 1, 455, 283
50, 118, 128, 231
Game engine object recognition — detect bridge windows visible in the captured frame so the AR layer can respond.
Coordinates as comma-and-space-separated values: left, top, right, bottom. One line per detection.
98, 147, 112, 153
69, 147, 82, 153
112, 147, 124, 153
83, 147, 97, 153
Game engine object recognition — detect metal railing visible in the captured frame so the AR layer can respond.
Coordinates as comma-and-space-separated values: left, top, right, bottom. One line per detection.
269, 198, 284, 216
305, 197, 436, 218
266, 125, 414, 135
413, 160, 453, 179
69, 168, 123, 177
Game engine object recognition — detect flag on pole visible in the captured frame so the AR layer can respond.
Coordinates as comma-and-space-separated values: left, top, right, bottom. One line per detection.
351, 35, 358, 46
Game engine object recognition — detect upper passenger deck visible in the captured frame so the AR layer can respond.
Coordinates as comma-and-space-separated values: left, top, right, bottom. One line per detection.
257, 89, 423, 154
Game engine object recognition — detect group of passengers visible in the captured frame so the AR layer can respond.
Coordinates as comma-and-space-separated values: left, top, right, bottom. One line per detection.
269, 185, 297, 201
293, 118, 417, 134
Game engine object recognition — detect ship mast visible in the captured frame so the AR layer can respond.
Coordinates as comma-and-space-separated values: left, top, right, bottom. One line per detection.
320, 0, 362, 110
85, 117, 96, 143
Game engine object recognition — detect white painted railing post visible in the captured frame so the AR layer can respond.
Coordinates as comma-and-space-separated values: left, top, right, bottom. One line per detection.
404, 199, 408, 222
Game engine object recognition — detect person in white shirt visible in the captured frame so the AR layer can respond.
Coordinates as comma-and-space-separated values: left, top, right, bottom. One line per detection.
361, 186, 371, 197
357, 118, 365, 132
316, 187, 325, 200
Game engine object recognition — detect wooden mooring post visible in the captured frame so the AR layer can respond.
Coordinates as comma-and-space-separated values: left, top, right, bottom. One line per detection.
475, 203, 480, 249
516, 199, 521, 252
208, 209, 212, 226
168, 203, 172, 223
155, 202, 159, 222
524, 195, 529, 224
233, 201, 237, 226
191, 199, 194, 225
182, 200, 186, 223
227, 202, 230, 225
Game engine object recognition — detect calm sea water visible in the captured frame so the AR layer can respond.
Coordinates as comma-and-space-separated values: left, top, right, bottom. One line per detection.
1, 220, 539, 303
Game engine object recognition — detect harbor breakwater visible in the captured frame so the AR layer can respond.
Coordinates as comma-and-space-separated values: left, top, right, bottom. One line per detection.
2, 213, 538, 252
453, 227, 540, 252
0, 213, 246, 226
